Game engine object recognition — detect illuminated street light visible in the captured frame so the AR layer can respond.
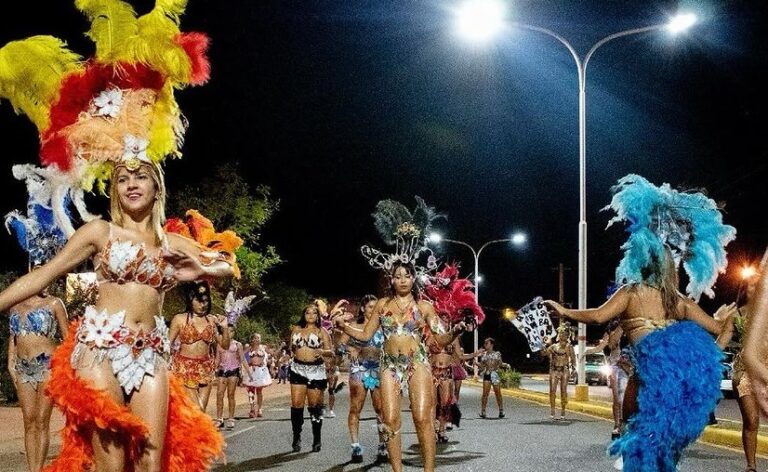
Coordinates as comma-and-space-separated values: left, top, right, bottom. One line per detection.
453, 11, 698, 393
511, 232, 527, 245
454, 0, 507, 43
667, 13, 697, 35
427, 232, 527, 376
741, 265, 758, 281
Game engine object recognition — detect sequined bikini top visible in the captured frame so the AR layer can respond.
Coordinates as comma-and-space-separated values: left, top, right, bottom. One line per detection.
292, 331, 322, 349
178, 315, 216, 345
621, 317, 677, 339
380, 305, 423, 340
9, 307, 57, 338
96, 225, 176, 292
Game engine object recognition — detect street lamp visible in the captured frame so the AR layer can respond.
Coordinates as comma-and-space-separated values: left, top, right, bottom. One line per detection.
452, 3, 697, 394
428, 231, 527, 377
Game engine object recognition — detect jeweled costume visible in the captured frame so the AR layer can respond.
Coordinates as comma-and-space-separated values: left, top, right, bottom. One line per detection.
603, 175, 736, 472
0, 1, 223, 469
423, 263, 485, 433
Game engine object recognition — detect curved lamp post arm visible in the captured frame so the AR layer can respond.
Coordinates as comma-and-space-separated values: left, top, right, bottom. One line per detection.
583, 24, 666, 82
511, 22, 583, 85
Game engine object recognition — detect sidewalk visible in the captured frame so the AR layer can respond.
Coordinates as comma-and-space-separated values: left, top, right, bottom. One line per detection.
466, 377, 768, 456
0, 379, 292, 470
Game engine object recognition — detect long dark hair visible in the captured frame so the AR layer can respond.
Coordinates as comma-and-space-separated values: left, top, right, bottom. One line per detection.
357, 294, 377, 324
297, 303, 321, 328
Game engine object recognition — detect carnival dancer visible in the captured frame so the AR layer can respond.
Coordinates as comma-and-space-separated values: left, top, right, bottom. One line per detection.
214, 326, 251, 430
334, 197, 471, 472
545, 174, 737, 472
169, 281, 229, 411
5, 183, 70, 472
424, 264, 485, 441
587, 319, 630, 438
336, 294, 388, 463
0, 2, 229, 469
243, 333, 272, 418
477, 337, 505, 419
542, 328, 575, 420
732, 268, 765, 472
289, 300, 342, 453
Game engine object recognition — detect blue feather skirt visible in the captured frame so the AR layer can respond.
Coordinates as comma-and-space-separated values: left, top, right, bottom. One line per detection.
609, 321, 723, 471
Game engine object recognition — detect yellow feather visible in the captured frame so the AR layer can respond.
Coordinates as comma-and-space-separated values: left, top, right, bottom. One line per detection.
146, 84, 185, 161
75, 0, 138, 63
0, 36, 81, 130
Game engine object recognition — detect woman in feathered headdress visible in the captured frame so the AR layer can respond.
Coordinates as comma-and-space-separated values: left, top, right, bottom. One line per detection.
545, 174, 737, 472
423, 263, 485, 442
0, 2, 230, 470
4, 170, 70, 472
333, 197, 472, 472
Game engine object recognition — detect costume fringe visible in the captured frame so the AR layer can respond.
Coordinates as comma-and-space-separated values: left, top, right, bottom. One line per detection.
44, 320, 224, 471
609, 321, 723, 471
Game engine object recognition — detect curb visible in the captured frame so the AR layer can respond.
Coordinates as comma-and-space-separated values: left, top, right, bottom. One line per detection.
465, 380, 768, 455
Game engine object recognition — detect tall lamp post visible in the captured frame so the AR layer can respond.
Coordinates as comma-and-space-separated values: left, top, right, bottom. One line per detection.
453, 0, 697, 397
428, 231, 527, 377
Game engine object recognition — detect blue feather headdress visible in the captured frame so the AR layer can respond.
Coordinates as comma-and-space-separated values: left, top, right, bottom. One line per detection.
604, 174, 736, 301
361, 196, 444, 277
5, 165, 70, 266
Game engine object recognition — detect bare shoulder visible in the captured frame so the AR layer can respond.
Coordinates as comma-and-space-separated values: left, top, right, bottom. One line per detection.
417, 299, 435, 312
74, 219, 110, 246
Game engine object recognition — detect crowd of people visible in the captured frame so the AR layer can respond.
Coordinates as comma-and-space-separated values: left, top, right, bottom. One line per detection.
1, 2, 767, 472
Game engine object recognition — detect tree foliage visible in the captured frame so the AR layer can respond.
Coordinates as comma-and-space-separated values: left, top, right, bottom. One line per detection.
169, 163, 281, 290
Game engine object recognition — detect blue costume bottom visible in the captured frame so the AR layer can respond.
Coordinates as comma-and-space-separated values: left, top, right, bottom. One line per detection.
609, 321, 723, 471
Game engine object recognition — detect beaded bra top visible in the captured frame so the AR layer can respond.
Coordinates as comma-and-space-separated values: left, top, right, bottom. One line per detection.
380, 305, 423, 340
96, 227, 176, 292
9, 307, 57, 338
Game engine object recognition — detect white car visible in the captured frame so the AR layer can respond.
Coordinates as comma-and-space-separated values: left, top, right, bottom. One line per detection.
720, 351, 734, 398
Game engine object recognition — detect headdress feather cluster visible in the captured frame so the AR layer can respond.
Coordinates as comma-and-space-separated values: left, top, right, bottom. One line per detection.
424, 263, 485, 325
0, 0, 209, 234
361, 196, 444, 276
604, 174, 736, 301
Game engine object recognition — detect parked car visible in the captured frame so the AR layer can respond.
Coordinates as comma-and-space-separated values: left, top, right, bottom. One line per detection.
568, 352, 610, 386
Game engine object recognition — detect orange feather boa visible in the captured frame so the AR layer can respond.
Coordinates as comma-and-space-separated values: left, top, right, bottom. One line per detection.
44, 321, 223, 471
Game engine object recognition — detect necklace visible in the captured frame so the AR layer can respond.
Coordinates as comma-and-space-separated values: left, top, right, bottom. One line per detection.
392, 296, 414, 316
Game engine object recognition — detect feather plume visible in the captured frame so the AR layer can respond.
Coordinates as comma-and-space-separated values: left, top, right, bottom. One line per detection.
0, 36, 82, 130
75, 0, 139, 62
604, 174, 736, 301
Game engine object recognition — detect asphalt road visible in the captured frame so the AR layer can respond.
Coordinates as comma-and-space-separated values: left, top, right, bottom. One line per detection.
520, 376, 764, 432
213, 383, 750, 471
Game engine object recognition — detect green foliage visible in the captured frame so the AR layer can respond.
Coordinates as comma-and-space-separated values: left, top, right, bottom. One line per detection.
250, 282, 311, 338
498, 367, 522, 389
234, 316, 278, 347
0, 271, 20, 403
169, 162, 281, 294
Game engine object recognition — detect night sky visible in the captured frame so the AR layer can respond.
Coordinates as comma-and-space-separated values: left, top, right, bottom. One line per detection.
1, 1, 766, 357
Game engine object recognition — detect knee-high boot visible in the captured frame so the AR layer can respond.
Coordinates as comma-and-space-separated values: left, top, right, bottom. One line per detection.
309, 406, 323, 452
291, 407, 304, 452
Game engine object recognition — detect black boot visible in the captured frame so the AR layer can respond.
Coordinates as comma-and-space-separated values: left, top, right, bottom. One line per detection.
291, 407, 304, 452
309, 406, 323, 452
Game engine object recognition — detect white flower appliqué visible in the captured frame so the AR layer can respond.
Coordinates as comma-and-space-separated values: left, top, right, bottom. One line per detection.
91, 88, 124, 118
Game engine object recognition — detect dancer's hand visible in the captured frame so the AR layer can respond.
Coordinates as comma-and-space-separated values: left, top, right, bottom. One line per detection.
543, 300, 566, 317
330, 299, 348, 317
162, 248, 206, 281
713, 303, 737, 323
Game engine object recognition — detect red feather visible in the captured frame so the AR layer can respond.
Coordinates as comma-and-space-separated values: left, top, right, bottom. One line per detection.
175, 32, 211, 85
424, 263, 485, 325
41, 62, 165, 170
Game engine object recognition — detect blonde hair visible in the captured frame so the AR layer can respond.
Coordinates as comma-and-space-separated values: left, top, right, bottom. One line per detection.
109, 162, 167, 244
